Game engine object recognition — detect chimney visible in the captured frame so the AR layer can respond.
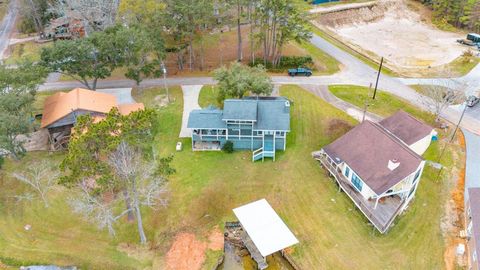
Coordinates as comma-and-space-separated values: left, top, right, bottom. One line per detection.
388, 159, 400, 171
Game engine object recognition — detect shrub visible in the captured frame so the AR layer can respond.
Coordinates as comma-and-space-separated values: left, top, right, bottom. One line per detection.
222, 141, 234, 153
249, 56, 314, 72
0, 155, 3, 169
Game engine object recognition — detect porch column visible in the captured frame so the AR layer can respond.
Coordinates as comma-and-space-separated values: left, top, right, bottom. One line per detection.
374, 197, 379, 209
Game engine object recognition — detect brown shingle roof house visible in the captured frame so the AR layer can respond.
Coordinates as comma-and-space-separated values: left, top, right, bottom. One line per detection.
41, 88, 144, 150
313, 111, 434, 233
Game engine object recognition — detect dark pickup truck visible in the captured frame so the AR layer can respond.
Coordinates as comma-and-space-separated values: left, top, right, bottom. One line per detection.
288, 67, 312, 77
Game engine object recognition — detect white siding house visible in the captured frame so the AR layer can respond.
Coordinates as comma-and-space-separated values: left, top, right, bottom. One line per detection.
313, 110, 434, 233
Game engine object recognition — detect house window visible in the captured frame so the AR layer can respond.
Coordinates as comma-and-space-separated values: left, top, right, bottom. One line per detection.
344, 167, 350, 178
468, 221, 473, 236
351, 173, 363, 192
408, 186, 416, 198
412, 168, 421, 185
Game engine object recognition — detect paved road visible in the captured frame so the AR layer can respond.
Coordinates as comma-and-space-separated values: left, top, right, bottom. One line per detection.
300, 84, 382, 122
39, 33, 480, 134
0, 0, 18, 60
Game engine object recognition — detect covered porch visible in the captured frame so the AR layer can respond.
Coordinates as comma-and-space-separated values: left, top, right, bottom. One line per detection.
313, 151, 406, 233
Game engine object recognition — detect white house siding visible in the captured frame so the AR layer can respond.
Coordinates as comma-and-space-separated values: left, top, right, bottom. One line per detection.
341, 163, 376, 200
408, 130, 436, 156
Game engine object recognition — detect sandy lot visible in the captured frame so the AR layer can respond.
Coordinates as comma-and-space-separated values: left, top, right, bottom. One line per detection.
325, 0, 465, 68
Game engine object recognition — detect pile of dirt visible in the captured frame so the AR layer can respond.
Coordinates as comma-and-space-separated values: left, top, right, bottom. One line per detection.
317, 1, 391, 27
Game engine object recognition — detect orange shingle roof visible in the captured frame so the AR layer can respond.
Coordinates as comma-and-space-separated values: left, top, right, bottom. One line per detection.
41, 88, 143, 128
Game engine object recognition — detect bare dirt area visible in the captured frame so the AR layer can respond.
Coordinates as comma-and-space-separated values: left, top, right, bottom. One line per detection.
164, 228, 223, 270
316, 0, 465, 69
441, 132, 467, 270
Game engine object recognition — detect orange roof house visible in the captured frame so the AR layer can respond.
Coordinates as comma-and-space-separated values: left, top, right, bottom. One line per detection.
41, 88, 144, 129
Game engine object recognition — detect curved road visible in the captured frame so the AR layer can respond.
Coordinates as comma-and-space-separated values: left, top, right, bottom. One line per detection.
40, 32, 480, 134
0, 0, 18, 60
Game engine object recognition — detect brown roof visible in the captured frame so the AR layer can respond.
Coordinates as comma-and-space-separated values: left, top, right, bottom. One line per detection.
469, 188, 480, 268
379, 110, 433, 145
323, 121, 423, 195
41, 88, 143, 128
118, 103, 145, 115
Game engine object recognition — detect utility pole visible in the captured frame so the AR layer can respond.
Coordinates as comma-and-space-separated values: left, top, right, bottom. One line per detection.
435, 102, 468, 182
373, 57, 383, 100
161, 61, 170, 103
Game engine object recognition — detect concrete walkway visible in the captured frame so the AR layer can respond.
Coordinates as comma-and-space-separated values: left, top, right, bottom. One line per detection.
179, 85, 202, 138
300, 84, 382, 122
463, 129, 480, 203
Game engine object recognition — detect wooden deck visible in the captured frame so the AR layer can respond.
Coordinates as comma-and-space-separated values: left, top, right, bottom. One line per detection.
313, 152, 405, 233
241, 231, 268, 270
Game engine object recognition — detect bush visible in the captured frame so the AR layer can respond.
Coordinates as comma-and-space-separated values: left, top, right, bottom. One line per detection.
0, 155, 3, 169
222, 141, 234, 153
249, 56, 314, 72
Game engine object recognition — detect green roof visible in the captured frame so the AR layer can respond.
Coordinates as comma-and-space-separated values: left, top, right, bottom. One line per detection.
188, 97, 290, 131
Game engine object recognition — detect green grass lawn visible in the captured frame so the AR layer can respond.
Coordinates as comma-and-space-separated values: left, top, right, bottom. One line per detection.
4, 42, 50, 65
295, 40, 340, 75
329, 84, 436, 124
198, 85, 221, 108
0, 84, 461, 269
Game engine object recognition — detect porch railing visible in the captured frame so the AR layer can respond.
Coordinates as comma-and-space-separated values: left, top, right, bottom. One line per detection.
313, 153, 405, 233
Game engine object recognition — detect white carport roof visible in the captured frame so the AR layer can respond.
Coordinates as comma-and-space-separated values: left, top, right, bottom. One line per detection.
233, 199, 299, 257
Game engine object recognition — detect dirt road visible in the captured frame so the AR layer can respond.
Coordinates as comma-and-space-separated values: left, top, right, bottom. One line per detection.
0, 0, 18, 60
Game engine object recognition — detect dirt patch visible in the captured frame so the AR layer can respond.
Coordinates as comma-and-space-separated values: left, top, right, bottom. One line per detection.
207, 226, 224, 251
165, 233, 208, 270
326, 119, 353, 138
442, 132, 467, 270
316, 0, 464, 68
154, 94, 170, 107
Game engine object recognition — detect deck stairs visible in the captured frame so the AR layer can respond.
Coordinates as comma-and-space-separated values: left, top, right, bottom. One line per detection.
252, 136, 275, 162
241, 231, 268, 270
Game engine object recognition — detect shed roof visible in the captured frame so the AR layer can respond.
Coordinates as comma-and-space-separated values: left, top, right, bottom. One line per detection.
323, 121, 423, 195
469, 188, 480, 268
223, 99, 258, 121
41, 88, 143, 128
233, 199, 299, 257
379, 110, 433, 145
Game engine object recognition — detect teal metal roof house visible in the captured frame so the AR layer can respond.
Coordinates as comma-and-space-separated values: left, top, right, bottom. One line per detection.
187, 97, 291, 161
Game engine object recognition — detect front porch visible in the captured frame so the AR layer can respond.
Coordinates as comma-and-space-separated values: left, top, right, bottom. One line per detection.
192, 141, 221, 151
313, 151, 405, 233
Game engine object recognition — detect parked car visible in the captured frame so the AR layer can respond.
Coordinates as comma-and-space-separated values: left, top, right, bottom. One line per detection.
467, 95, 480, 107
288, 67, 312, 77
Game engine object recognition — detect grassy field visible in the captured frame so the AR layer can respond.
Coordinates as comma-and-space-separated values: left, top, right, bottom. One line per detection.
0, 0, 8, 20
4, 42, 50, 65
329, 85, 436, 124
0, 84, 461, 269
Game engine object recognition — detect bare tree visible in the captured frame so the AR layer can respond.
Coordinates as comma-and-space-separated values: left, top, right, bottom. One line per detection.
69, 182, 131, 237
420, 79, 466, 122
108, 141, 168, 244
12, 161, 59, 208
50, 0, 119, 34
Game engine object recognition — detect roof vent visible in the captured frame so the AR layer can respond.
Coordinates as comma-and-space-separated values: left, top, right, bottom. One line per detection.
388, 159, 400, 171
285, 100, 290, 107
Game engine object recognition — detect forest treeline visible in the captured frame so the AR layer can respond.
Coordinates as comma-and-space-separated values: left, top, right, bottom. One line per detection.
416, 0, 480, 32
